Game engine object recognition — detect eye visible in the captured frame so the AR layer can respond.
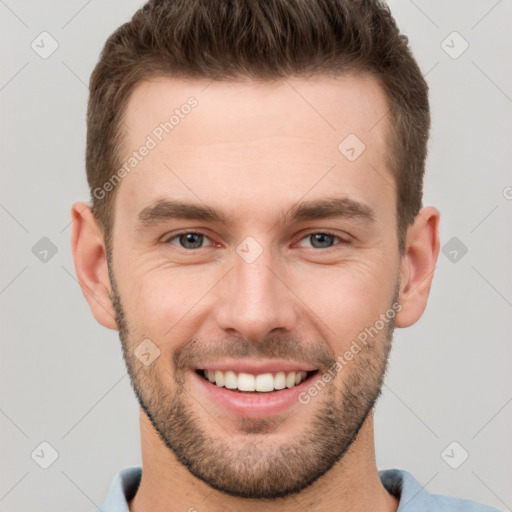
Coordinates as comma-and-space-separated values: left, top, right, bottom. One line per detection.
165, 231, 213, 249
163, 230, 347, 251
297, 232, 347, 249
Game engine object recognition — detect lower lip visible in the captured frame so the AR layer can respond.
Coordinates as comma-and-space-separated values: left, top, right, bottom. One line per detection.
190, 370, 318, 419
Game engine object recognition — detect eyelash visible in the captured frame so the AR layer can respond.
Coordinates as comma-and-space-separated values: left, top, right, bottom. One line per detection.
162, 230, 349, 250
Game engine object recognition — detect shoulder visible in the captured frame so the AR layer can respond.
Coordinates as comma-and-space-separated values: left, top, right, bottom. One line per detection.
379, 468, 503, 512
94, 465, 142, 512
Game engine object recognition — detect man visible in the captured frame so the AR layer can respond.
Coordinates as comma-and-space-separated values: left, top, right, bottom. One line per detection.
70, 0, 501, 511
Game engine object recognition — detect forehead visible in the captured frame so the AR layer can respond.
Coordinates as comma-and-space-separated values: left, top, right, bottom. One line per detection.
123, 73, 390, 145
117, 73, 394, 222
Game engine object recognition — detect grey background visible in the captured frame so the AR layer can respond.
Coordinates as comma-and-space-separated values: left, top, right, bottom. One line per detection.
1, 1, 511, 511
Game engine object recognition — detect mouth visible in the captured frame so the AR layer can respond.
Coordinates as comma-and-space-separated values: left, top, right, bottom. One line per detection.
190, 360, 322, 418
195, 368, 319, 394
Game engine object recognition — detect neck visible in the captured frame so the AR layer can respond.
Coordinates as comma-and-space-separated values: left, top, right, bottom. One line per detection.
129, 410, 399, 512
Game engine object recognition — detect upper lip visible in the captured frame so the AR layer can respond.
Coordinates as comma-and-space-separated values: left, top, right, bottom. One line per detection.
194, 359, 318, 374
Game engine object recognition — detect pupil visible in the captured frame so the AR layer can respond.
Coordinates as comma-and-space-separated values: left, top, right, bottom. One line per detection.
181, 233, 203, 249
311, 233, 333, 248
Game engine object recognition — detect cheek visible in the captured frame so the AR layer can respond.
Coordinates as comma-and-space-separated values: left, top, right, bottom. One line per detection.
287, 256, 397, 347
126, 266, 213, 339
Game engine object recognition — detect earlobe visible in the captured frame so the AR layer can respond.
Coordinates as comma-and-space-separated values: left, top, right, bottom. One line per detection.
395, 206, 441, 328
70, 201, 117, 330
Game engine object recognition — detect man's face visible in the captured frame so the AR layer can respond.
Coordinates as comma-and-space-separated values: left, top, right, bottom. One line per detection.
108, 74, 402, 499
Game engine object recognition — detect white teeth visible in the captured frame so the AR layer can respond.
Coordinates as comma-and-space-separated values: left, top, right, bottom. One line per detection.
214, 370, 225, 387
237, 372, 255, 391
286, 372, 296, 389
274, 371, 286, 390
224, 370, 237, 389
255, 373, 274, 392
202, 369, 312, 392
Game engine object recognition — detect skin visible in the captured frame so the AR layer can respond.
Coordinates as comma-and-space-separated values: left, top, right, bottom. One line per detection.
71, 73, 440, 512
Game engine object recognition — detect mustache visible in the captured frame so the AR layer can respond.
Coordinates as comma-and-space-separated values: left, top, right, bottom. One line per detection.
173, 334, 336, 373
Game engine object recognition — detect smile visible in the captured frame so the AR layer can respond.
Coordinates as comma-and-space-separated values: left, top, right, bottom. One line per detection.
196, 369, 317, 393
191, 365, 321, 418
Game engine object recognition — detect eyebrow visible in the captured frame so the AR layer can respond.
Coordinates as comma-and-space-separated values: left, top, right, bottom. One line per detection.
136, 196, 376, 230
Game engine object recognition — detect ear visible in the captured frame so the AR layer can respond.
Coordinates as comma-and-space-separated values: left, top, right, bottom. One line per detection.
70, 201, 117, 330
395, 206, 441, 328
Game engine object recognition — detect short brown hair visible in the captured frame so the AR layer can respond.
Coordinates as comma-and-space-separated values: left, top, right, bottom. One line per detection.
86, 0, 430, 255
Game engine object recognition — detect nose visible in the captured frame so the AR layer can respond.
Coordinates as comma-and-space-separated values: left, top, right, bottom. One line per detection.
215, 245, 298, 343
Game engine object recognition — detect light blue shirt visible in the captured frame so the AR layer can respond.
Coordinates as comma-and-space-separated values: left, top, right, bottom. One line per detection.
95, 465, 502, 511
